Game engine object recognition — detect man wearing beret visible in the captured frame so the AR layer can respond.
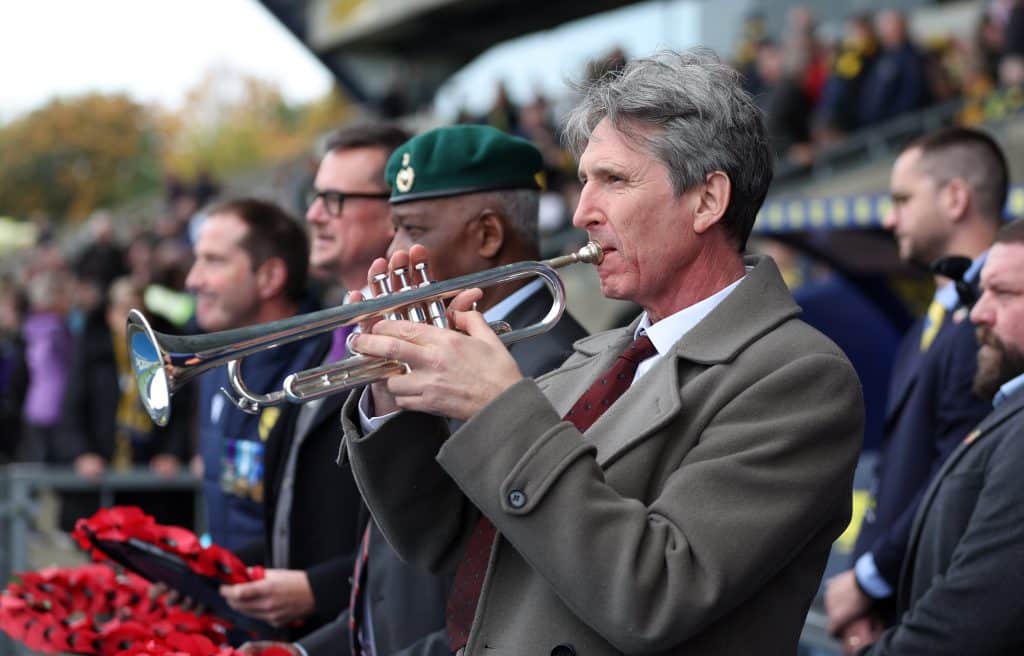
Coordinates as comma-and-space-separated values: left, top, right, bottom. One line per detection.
246, 124, 586, 656
346, 50, 863, 656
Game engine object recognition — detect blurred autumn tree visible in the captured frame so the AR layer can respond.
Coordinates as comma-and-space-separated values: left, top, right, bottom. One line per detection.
160, 67, 351, 180
0, 94, 162, 222
0, 68, 351, 224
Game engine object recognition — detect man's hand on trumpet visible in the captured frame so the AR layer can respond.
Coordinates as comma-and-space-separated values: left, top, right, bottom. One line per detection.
348, 244, 524, 421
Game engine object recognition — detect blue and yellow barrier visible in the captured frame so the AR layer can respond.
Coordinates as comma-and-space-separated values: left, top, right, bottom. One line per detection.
754, 186, 1024, 234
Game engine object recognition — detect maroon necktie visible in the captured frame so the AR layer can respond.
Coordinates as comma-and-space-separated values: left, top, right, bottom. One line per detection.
445, 334, 657, 652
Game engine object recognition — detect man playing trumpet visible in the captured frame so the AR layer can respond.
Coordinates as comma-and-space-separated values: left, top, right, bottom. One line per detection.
345, 49, 864, 655
237, 124, 587, 656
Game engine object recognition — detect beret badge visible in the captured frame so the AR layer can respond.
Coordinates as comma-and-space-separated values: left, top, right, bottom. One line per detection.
395, 152, 415, 193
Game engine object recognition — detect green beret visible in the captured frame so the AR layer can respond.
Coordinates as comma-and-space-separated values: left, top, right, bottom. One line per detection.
386, 125, 545, 204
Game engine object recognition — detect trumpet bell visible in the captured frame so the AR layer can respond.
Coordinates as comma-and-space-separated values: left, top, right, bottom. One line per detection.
127, 309, 172, 427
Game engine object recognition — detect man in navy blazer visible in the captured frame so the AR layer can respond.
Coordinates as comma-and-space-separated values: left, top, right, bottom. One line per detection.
220, 123, 410, 639
856, 219, 1024, 654
826, 127, 1007, 649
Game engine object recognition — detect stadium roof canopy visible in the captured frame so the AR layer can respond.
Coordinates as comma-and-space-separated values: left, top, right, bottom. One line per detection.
256, 0, 644, 112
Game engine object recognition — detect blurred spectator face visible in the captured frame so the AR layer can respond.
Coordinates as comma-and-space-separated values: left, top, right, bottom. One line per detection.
185, 212, 263, 332
757, 43, 785, 84
26, 270, 70, 315
970, 241, 1024, 398
0, 288, 22, 335
153, 240, 193, 290
847, 16, 876, 50
980, 15, 1005, 51
71, 277, 103, 316
128, 237, 155, 284
520, 102, 548, 134
87, 212, 115, 243
306, 147, 393, 290
30, 243, 66, 276
884, 147, 950, 267
788, 6, 815, 36
999, 55, 1024, 87
172, 195, 199, 224
105, 278, 144, 338
876, 10, 908, 50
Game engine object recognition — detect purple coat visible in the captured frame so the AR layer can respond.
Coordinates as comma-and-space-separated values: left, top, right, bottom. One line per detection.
22, 312, 72, 426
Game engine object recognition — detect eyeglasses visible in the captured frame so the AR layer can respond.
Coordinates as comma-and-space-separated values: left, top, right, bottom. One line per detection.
306, 189, 390, 216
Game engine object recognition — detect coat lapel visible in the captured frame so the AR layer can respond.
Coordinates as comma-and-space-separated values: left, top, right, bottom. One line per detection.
537, 327, 632, 419
886, 309, 958, 426
885, 337, 923, 425
541, 255, 801, 465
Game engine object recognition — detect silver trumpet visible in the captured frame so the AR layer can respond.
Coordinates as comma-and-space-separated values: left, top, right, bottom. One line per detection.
127, 242, 603, 426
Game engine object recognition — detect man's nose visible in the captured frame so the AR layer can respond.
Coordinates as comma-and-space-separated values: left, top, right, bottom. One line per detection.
969, 292, 992, 326
184, 265, 203, 292
572, 185, 603, 230
306, 200, 327, 224
882, 205, 897, 231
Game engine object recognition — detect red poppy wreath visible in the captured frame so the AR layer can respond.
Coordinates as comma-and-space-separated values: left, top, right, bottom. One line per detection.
0, 507, 274, 656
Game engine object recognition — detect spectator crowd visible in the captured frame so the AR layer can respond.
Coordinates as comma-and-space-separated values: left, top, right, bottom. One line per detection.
0, 9, 1023, 656
0, 5, 1023, 654
3, 2, 1024, 515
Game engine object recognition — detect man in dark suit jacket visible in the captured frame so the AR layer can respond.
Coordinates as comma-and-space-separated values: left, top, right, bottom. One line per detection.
857, 219, 1024, 654
301, 286, 584, 656
220, 124, 410, 637
827, 127, 1007, 649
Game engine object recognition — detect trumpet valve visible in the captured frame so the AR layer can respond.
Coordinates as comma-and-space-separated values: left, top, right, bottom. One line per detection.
394, 267, 427, 323
415, 262, 449, 328
373, 272, 402, 321
393, 267, 411, 290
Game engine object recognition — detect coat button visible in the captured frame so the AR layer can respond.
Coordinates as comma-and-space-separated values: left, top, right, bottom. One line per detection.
550, 644, 576, 656
508, 489, 527, 508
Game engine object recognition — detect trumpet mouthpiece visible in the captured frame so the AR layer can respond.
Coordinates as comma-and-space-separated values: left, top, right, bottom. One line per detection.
576, 241, 604, 265
544, 241, 604, 269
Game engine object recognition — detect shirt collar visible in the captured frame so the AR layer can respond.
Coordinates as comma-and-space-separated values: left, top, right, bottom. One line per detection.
935, 250, 988, 311
994, 371, 1024, 408
633, 271, 748, 356
484, 278, 545, 322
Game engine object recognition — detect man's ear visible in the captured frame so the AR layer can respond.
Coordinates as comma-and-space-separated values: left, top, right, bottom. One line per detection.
476, 211, 505, 259
692, 171, 732, 234
942, 178, 971, 222
256, 257, 288, 300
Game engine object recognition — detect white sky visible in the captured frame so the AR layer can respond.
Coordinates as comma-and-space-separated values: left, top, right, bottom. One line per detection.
0, 0, 335, 123
0, 0, 706, 124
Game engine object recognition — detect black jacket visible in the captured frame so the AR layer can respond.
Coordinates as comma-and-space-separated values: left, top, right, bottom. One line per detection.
259, 332, 364, 638
59, 313, 193, 464
299, 286, 588, 656
862, 387, 1024, 654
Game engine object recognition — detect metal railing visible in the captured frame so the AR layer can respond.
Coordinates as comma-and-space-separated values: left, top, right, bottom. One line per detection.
0, 464, 202, 656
